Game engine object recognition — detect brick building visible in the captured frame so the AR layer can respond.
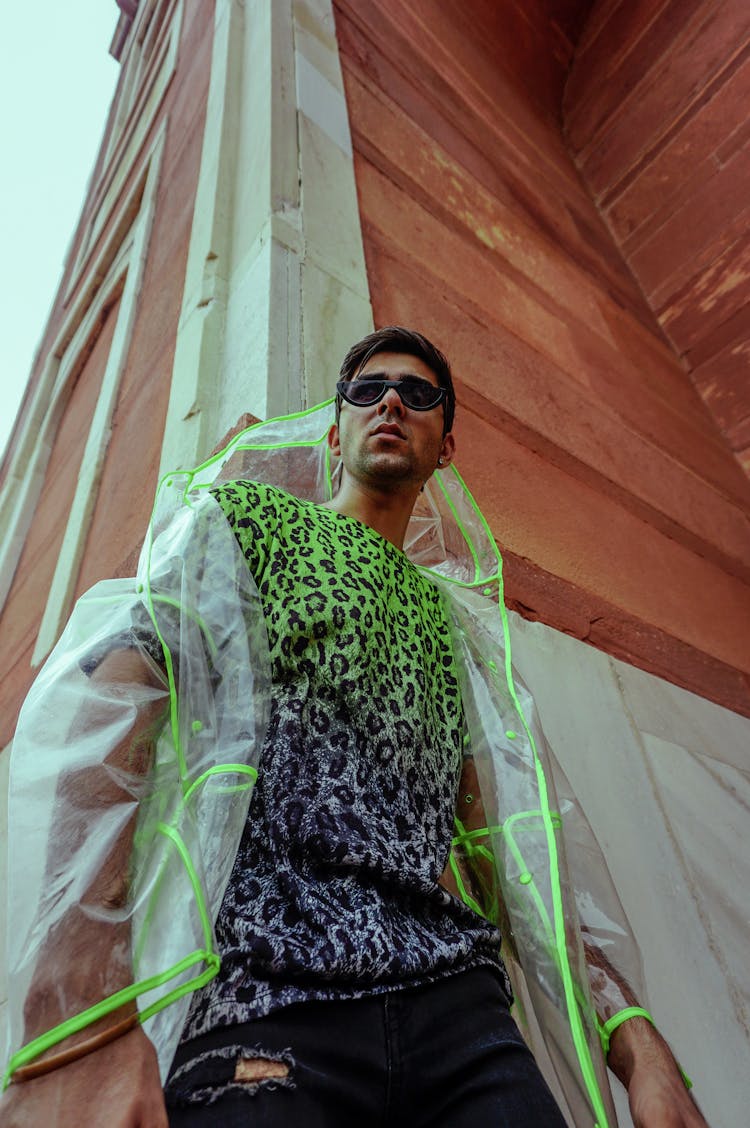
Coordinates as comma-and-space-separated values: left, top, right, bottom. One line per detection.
1, 2, 748, 1123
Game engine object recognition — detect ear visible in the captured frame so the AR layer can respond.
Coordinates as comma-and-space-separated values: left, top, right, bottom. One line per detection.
327, 422, 342, 458
438, 431, 456, 468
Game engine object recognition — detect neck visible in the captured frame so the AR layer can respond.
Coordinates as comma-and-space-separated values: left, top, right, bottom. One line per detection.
322, 477, 421, 550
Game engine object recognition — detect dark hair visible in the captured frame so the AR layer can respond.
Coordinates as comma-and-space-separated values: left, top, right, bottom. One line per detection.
337, 326, 456, 434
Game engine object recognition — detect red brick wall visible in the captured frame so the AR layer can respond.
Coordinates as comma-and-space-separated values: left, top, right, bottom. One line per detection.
0, 0, 215, 745
565, 0, 750, 474
334, 0, 750, 714
0, 298, 120, 747
75, 2, 218, 596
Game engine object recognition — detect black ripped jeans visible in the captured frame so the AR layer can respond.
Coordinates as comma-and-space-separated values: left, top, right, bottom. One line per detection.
165, 966, 566, 1127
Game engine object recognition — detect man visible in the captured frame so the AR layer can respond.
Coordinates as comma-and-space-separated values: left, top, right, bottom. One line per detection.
2, 328, 707, 1127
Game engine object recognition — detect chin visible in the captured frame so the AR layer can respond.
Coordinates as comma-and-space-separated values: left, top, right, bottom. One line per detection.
369, 453, 414, 476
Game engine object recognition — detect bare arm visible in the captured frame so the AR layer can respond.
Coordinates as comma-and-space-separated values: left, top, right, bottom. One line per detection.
608, 1018, 709, 1128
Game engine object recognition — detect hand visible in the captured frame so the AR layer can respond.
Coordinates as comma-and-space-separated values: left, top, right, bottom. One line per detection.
0, 1027, 167, 1128
627, 1062, 709, 1128
608, 1017, 710, 1128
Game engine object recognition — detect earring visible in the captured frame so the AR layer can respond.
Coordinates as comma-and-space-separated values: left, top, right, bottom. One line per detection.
437, 457, 444, 467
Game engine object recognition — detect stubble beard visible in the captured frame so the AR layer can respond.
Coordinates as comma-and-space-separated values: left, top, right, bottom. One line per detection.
338, 409, 441, 491
350, 441, 427, 490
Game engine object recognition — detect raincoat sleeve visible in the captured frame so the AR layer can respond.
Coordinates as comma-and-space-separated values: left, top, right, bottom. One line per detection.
3, 491, 271, 1087
464, 676, 646, 1029
443, 585, 650, 1127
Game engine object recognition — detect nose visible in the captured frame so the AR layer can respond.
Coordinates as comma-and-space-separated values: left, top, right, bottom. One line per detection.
378, 385, 405, 416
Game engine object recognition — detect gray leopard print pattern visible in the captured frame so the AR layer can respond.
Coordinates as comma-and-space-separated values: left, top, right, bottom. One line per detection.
182, 481, 505, 1040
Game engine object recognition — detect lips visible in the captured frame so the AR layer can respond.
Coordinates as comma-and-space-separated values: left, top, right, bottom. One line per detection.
372, 422, 406, 439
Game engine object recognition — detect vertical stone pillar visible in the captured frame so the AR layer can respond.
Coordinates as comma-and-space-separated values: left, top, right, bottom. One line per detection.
159, 0, 373, 476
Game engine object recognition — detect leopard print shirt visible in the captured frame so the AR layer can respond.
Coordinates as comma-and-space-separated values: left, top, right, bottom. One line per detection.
182, 481, 504, 1039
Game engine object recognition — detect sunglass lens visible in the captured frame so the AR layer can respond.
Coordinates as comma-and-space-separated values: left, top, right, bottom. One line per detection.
339, 379, 443, 409
347, 381, 384, 404
402, 381, 442, 408
338, 381, 376, 403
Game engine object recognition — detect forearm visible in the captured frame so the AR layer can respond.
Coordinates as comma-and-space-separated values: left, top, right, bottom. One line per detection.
17, 648, 168, 1068
581, 912, 710, 1124
608, 1016, 709, 1127
607, 1015, 673, 1088
1, 1024, 167, 1127
3, 647, 169, 1122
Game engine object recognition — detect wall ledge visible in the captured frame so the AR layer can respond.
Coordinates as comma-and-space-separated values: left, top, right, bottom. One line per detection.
503, 550, 750, 719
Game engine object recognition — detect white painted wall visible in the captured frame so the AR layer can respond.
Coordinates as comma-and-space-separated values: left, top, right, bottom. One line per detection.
159, 0, 373, 477
509, 613, 750, 1128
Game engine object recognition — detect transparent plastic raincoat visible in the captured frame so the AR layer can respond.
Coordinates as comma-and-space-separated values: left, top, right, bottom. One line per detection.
4, 400, 654, 1126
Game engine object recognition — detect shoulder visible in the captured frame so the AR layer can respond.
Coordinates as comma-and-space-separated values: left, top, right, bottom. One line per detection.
408, 565, 447, 609
210, 479, 289, 510
210, 479, 310, 524
208, 480, 316, 548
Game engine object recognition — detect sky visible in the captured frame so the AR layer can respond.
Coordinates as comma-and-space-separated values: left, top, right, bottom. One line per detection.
0, 3, 120, 461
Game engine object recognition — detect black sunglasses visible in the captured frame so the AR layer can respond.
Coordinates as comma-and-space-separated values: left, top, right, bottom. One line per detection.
336, 378, 446, 411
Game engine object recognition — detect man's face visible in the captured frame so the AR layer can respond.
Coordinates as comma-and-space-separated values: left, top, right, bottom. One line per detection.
330, 351, 455, 490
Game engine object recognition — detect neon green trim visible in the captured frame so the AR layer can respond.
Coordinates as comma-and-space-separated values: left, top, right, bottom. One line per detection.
450, 818, 501, 923
175, 398, 338, 497
436, 462, 610, 1121
2, 803, 233, 1088
599, 1008, 692, 1089
451, 825, 500, 846
438, 455, 614, 1127
189, 438, 333, 499
136, 815, 217, 973
600, 1007, 654, 1055
502, 809, 561, 831
451, 816, 578, 1019
182, 763, 257, 805
434, 470, 482, 584
2, 948, 218, 1091
437, 463, 502, 585
225, 436, 329, 452
133, 765, 258, 971
493, 564, 609, 1124
151, 399, 337, 498
451, 464, 502, 564
155, 823, 212, 951
137, 952, 220, 1024
423, 572, 499, 590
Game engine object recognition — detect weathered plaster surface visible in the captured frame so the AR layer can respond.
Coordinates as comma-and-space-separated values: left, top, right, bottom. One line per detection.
509, 614, 750, 1128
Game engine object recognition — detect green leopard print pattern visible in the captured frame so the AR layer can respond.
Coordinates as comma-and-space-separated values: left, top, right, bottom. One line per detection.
183, 480, 504, 1037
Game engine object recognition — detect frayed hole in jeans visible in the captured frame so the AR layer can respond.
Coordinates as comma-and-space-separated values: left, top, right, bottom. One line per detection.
235, 1056, 290, 1083
166, 1044, 295, 1107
